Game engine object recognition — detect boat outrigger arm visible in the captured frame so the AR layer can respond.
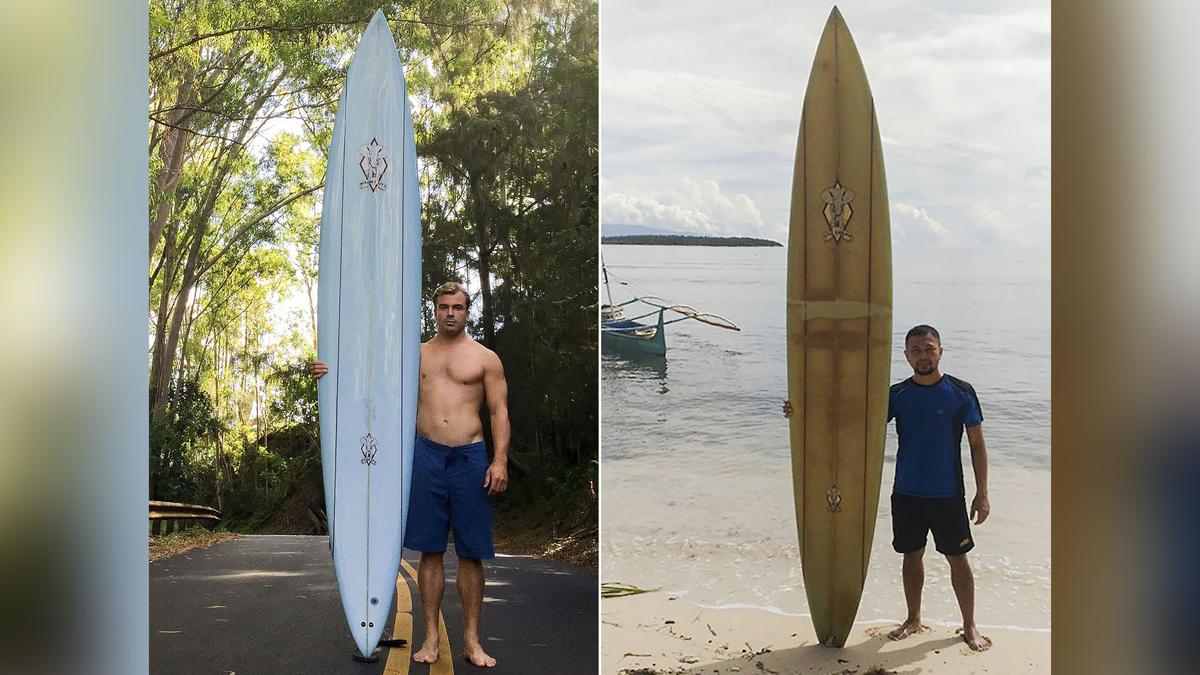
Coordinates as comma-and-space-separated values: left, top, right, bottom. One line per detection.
601, 261, 739, 356
604, 296, 740, 332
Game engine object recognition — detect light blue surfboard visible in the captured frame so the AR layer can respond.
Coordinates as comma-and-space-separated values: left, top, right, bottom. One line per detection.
316, 10, 421, 659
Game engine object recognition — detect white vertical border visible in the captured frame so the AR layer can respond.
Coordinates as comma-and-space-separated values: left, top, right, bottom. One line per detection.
595, 0, 605, 670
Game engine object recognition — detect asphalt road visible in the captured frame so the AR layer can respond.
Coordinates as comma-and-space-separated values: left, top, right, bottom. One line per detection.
150, 535, 598, 674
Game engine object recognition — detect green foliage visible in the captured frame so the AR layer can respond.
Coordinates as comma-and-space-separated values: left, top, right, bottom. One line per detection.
149, 0, 599, 531
422, 1, 599, 505
500, 455, 597, 530
268, 361, 319, 431
221, 428, 319, 531
149, 379, 224, 502
543, 457, 598, 525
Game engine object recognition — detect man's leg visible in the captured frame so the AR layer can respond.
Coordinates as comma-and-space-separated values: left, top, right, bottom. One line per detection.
447, 441, 496, 667
457, 555, 496, 667
414, 552, 446, 663
888, 547, 927, 640
946, 553, 992, 651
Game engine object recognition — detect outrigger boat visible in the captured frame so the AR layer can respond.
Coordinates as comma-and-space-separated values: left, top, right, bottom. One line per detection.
601, 263, 740, 356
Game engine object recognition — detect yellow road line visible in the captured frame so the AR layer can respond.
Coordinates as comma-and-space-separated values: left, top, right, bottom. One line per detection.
382, 612, 413, 674
396, 558, 455, 675
383, 564, 413, 675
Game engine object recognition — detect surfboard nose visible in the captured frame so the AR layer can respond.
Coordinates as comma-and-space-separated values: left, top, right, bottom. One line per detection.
363, 10, 390, 46
354, 8, 403, 79
367, 8, 389, 31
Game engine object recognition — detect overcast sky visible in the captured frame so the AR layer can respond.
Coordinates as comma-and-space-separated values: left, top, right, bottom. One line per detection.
600, 0, 1050, 248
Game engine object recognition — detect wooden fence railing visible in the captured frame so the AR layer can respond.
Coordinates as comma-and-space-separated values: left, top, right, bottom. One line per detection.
149, 500, 221, 535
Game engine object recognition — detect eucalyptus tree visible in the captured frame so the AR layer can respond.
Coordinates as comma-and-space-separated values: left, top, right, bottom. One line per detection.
149, 0, 597, 519
149, 0, 520, 419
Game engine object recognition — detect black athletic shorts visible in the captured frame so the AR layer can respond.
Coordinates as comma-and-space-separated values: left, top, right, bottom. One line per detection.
891, 493, 974, 556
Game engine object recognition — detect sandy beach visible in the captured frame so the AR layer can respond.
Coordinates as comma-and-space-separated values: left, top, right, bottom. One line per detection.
603, 591, 1049, 674
601, 462, 1051, 674
601, 246, 1052, 674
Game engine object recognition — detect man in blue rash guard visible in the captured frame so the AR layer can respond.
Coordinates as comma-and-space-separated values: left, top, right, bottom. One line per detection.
785, 324, 993, 651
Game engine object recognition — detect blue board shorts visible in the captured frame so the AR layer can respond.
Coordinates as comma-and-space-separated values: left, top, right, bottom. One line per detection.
403, 435, 495, 559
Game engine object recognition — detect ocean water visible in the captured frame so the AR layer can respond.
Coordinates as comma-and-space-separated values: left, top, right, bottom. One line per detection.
601, 244, 1051, 631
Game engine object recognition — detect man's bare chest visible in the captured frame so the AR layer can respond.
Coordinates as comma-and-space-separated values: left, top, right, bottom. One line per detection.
419, 352, 485, 391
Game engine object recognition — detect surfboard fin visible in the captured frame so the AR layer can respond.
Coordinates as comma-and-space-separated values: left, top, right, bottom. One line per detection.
379, 638, 408, 647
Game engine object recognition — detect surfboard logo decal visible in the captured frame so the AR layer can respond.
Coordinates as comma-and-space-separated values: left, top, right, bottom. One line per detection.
360, 433, 379, 466
820, 181, 855, 243
826, 485, 843, 512
358, 138, 389, 192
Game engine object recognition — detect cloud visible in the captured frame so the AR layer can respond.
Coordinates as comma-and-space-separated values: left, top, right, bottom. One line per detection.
601, 0, 1049, 248
971, 203, 1043, 247
892, 203, 952, 247
602, 178, 766, 236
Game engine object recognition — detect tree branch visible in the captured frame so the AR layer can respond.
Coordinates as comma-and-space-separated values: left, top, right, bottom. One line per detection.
151, 16, 494, 62
148, 115, 246, 146
172, 52, 256, 130
196, 182, 324, 279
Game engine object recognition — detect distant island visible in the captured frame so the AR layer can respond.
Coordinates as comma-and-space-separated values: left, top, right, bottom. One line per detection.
602, 234, 782, 247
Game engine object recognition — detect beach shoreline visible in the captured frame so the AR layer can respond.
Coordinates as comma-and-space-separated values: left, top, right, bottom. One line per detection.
600, 246, 1051, 673
603, 591, 1049, 674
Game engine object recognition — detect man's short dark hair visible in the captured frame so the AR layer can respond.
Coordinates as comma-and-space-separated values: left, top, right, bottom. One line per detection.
905, 324, 941, 345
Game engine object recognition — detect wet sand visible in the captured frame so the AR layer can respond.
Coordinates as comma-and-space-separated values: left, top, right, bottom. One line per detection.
603, 591, 1049, 674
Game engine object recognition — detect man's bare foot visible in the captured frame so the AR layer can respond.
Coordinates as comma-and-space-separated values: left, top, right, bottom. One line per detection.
462, 642, 497, 668
957, 625, 993, 651
887, 618, 926, 641
412, 640, 439, 664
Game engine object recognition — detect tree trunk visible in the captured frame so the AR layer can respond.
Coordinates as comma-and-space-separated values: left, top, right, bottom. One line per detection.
239, 316, 249, 426
302, 268, 317, 351
149, 219, 179, 402
253, 329, 262, 438
151, 201, 209, 418
213, 330, 221, 412
149, 69, 287, 421
175, 293, 199, 393
149, 67, 196, 264
529, 298, 542, 462
470, 177, 496, 345
215, 434, 226, 514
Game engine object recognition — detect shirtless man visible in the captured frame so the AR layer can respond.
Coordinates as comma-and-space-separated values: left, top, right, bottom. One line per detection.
312, 281, 510, 668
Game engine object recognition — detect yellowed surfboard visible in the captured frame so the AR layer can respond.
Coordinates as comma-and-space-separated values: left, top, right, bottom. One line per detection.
787, 7, 892, 648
